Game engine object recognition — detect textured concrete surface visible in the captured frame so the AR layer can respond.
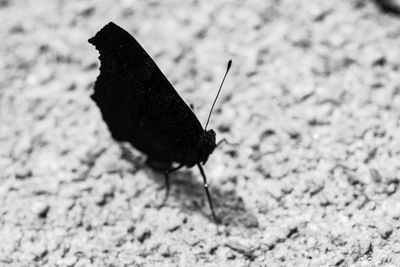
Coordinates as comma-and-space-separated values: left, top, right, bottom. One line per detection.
2, 0, 400, 266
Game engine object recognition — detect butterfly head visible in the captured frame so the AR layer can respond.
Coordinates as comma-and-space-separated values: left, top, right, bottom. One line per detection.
199, 129, 216, 164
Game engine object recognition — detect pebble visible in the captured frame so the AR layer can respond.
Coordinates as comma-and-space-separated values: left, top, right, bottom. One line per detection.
359, 239, 372, 255
392, 241, 400, 253
307, 237, 317, 249
14, 167, 32, 179
95, 183, 115, 206
165, 215, 183, 232
333, 255, 345, 266
376, 221, 393, 239
31, 242, 48, 260
225, 239, 254, 258
273, 246, 286, 261
241, 214, 260, 228
286, 28, 310, 48
385, 183, 397, 195
59, 256, 77, 267
265, 180, 284, 200
135, 225, 152, 243
31, 201, 50, 218
225, 239, 255, 259
159, 243, 172, 257
369, 168, 382, 183
263, 232, 283, 249
263, 224, 298, 250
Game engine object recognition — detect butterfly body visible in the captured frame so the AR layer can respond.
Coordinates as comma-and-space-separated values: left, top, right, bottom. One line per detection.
89, 22, 216, 168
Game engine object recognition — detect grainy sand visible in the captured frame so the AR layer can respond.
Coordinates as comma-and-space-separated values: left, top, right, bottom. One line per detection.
2, 0, 400, 266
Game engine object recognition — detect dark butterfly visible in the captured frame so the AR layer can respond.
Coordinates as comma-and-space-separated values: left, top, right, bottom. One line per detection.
88, 22, 231, 221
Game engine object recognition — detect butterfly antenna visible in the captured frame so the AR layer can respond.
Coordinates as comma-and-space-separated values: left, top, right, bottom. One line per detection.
205, 59, 232, 130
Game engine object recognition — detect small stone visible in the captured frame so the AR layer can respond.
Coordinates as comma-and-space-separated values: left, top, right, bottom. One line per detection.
95, 183, 115, 205
387, 202, 400, 219
333, 255, 345, 266
78, 5, 95, 17
135, 225, 151, 243
226, 251, 236, 260
370, 169, 382, 183
32, 201, 50, 218
306, 237, 317, 249
225, 239, 255, 259
263, 225, 297, 249
359, 239, 372, 255
385, 183, 397, 195
265, 180, 284, 200
286, 29, 310, 48
165, 215, 182, 232
281, 183, 293, 194
392, 241, 400, 253
15, 168, 32, 179
263, 232, 281, 249
31, 243, 48, 260
292, 84, 314, 102
59, 256, 77, 267
312, 7, 333, 21
160, 244, 172, 257
363, 46, 386, 67
216, 246, 231, 261
376, 221, 393, 239
241, 214, 259, 228
273, 246, 286, 261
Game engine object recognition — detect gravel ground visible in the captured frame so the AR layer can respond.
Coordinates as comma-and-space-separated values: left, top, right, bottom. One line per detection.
2, 0, 400, 266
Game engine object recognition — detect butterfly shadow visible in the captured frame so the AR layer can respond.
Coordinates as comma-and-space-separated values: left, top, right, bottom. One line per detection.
143, 167, 259, 229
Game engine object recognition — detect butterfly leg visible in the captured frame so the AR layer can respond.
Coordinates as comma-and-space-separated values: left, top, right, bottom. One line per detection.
216, 138, 238, 147
163, 164, 184, 203
197, 163, 219, 223
216, 138, 227, 147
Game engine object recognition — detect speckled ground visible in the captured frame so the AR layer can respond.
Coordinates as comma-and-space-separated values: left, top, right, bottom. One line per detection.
2, 0, 400, 266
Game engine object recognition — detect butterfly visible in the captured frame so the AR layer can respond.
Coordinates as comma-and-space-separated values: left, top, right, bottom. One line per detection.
88, 22, 231, 221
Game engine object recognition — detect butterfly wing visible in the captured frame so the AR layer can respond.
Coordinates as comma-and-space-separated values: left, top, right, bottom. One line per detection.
89, 22, 204, 165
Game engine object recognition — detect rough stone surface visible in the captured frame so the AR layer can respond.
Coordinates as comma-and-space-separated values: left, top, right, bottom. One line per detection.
2, 0, 400, 266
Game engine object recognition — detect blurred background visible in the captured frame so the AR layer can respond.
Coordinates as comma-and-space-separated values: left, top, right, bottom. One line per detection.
2, 0, 400, 266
